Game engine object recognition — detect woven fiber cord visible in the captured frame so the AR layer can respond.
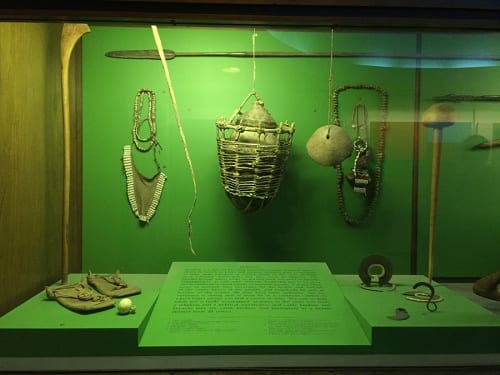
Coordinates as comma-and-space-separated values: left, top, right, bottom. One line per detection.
151, 25, 198, 255
328, 28, 334, 125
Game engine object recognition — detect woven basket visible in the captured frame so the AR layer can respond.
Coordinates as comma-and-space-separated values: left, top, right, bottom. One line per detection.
216, 92, 295, 213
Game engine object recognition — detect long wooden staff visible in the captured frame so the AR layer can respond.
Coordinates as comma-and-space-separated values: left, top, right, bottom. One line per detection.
60, 23, 90, 284
421, 104, 455, 283
426, 126, 444, 283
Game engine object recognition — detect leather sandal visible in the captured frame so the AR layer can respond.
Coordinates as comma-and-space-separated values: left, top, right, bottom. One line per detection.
46, 278, 115, 313
86, 271, 141, 298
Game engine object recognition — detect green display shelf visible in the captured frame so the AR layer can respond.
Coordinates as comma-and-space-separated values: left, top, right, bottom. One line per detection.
336, 274, 500, 354
0, 273, 165, 357
0, 263, 498, 358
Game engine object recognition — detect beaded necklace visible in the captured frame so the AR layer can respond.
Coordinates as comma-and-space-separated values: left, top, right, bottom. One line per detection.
132, 89, 161, 169
332, 84, 388, 226
123, 88, 166, 223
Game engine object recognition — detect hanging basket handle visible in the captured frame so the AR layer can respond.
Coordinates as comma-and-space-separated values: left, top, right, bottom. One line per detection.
228, 90, 262, 124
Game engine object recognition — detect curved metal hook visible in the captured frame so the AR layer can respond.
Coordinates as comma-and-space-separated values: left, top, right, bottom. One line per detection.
413, 281, 438, 312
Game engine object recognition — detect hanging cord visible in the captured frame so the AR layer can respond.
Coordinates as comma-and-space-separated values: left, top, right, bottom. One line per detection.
228, 29, 261, 123
327, 28, 334, 125
151, 25, 197, 255
332, 84, 388, 226
252, 29, 258, 93
132, 88, 162, 170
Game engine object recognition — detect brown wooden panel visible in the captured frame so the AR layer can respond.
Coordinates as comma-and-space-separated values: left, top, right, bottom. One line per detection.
68, 0, 500, 8
0, 22, 82, 316
1, 2, 500, 30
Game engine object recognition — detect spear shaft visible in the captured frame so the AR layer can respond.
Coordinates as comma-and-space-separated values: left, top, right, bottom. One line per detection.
105, 49, 500, 61
105, 50, 333, 59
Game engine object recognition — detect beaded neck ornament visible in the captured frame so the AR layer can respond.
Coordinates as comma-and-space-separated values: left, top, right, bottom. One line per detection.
332, 84, 388, 226
122, 88, 166, 223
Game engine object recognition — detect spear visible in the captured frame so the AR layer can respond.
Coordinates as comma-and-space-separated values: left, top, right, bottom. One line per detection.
105, 49, 333, 59
105, 49, 500, 61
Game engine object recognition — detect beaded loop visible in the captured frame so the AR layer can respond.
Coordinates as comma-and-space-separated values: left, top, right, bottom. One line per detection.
332, 84, 388, 226
133, 89, 158, 152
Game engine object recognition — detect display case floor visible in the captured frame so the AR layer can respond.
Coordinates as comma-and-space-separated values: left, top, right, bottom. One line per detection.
1, 263, 499, 372
0, 273, 166, 357
335, 275, 500, 354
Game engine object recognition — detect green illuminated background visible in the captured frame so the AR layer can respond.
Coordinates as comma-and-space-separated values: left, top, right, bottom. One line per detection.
82, 26, 499, 277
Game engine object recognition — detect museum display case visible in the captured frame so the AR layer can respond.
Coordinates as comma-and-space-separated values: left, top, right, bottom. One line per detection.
0, 1, 499, 372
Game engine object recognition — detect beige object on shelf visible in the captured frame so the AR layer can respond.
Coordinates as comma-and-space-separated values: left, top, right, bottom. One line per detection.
46, 278, 114, 313
87, 271, 141, 298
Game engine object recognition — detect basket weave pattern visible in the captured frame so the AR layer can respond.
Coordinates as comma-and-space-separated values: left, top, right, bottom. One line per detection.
215, 93, 294, 207
216, 123, 294, 199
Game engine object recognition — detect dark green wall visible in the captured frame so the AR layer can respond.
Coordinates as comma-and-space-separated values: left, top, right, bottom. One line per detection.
82, 26, 499, 277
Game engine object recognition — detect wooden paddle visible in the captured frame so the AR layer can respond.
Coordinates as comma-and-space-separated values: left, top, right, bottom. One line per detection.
60, 23, 90, 284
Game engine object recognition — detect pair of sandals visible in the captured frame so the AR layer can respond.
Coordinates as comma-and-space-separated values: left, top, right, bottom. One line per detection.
46, 271, 141, 314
